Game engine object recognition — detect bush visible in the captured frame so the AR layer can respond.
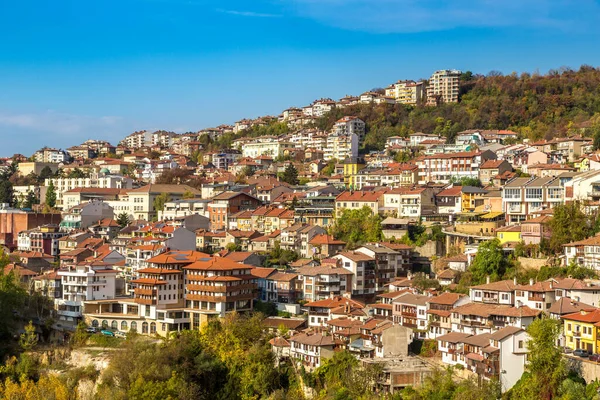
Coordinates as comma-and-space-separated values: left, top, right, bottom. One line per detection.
420, 340, 438, 357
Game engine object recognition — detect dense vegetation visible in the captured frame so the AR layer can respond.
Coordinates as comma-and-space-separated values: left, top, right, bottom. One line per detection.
314, 66, 600, 151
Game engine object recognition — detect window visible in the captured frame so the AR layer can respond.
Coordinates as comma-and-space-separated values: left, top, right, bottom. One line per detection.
121, 321, 128, 331
142, 322, 149, 334
111, 320, 118, 330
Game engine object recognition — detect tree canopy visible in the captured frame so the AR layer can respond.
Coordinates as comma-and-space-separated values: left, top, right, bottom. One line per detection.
331, 206, 383, 247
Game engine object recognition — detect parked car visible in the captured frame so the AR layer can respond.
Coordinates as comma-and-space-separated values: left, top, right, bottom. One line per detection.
589, 354, 600, 362
573, 349, 590, 358
114, 331, 127, 339
100, 329, 115, 337
85, 327, 98, 334
562, 346, 573, 354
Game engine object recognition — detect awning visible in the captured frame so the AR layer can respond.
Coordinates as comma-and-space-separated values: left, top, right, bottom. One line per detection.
480, 212, 504, 219
466, 352, 484, 361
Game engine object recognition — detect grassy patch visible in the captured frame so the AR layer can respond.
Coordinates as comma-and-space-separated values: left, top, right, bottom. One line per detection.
87, 334, 121, 348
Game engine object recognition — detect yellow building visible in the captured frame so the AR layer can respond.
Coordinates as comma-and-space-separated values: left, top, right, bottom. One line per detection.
562, 309, 600, 353
575, 157, 590, 172
343, 157, 365, 188
460, 187, 487, 212
495, 225, 522, 244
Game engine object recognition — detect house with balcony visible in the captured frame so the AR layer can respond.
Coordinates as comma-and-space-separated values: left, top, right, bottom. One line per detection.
502, 177, 564, 224
553, 277, 600, 306
333, 251, 377, 296
520, 215, 552, 245
392, 293, 430, 338
56, 262, 118, 329
562, 308, 600, 354
469, 279, 516, 305
289, 332, 341, 369
450, 303, 541, 335
514, 279, 557, 311
427, 292, 470, 339
307, 234, 346, 259
303, 296, 365, 328
355, 244, 409, 289
563, 235, 600, 271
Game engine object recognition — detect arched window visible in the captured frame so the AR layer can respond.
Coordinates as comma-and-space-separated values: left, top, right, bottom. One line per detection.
101, 320, 108, 328
150, 322, 156, 334
121, 321, 128, 331
92, 320, 99, 327
142, 322, 149, 334
130, 321, 137, 332
111, 321, 118, 330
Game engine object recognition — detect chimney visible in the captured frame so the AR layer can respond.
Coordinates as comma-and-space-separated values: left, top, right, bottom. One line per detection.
486, 276, 490, 284
513, 277, 517, 285
529, 278, 534, 286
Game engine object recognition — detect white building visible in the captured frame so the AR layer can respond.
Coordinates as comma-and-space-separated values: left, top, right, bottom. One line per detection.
334, 117, 366, 142
45, 174, 134, 209
324, 132, 358, 161
60, 200, 114, 231
56, 263, 118, 327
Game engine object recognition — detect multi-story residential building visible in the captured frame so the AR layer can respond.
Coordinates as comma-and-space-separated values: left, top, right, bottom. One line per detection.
335, 190, 387, 217
502, 177, 564, 224
563, 169, 600, 203
426, 69, 461, 105
60, 200, 115, 231
121, 130, 152, 149
388, 80, 425, 105
350, 164, 419, 189
241, 138, 293, 158
520, 215, 552, 245
324, 132, 358, 161
392, 292, 430, 338
333, 252, 377, 295
158, 199, 211, 221
289, 332, 339, 369
478, 160, 513, 186
563, 235, 600, 271
295, 266, 353, 303
57, 262, 118, 327
450, 302, 541, 336
513, 279, 557, 312
34, 147, 69, 163
66, 146, 96, 160
415, 151, 496, 184
33, 271, 62, 299
334, 117, 366, 141
382, 187, 438, 218
123, 184, 202, 221
469, 279, 516, 306
252, 268, 299, 304
307, 235, 346, 259
280, 224, 327, 258
45, 174, 134, 209
208, 191, 262, 231
355, 244, 408, 289
28, 224, 67, 256
561, 309, 600, 354
427, 292, 470, 339
437, 327, 528, 393
211, 150, 242, 170
184, 256, 257, 327
303, 296, 365, 327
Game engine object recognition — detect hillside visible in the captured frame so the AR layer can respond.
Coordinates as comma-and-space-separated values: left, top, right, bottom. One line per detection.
313, 65, 600, 151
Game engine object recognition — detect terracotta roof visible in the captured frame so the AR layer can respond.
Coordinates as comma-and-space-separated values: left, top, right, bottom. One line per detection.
562, 308, 600, 323
522, 215, 552, 224
392, 293, 429, 306
305, 296, 365, 309
147, 250, 211, 264
428, 292, 466, 306
436, 332, 472, 343
437, 269, 458, 279
269, 272, 298, 282
289, 332, 336, 347
548, 298, 595, 315
470, 279, 516, 292
462, 333, 492, 347
309, 234, 346, 246
480, 160, 506, 169
488, 326, 524, 341
335, 251, 374, 262
184, 257, 254, 271
336, 190, 387, 202
250, 267, 276, 279
128, 184, 201, 195
269, 337, 290, 347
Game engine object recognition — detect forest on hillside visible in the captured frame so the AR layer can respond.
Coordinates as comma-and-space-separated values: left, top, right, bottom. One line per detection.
314, 65, 600, 151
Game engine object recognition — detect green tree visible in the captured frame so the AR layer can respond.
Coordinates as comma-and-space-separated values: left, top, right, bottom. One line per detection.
19, 321, 38, 351
39, 166, 54, 180
508, 318, 579, 400
0, 180, 14, 206
548, 201, 596, 254
45, 181, 57, 208
331, 206, 383, 246
468, 239, 512, 284
225, 243, 242, 252
153, 193, 171, 212
280, 164, 299, 185
23, 190, 38, 209
116, 212, 131, 228
182, 190, 195, 199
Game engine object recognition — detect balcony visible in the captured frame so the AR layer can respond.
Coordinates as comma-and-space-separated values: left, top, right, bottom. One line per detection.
135, 298, 157, 305
482, 297, 499, 304
134, 288, 157, 296
528, 295, 545, 302
573, 330, 582, 338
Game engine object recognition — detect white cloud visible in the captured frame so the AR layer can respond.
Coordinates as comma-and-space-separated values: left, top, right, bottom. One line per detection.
216, 8, 281, 18
0, 110, 122, 136
284, 0, 600, 33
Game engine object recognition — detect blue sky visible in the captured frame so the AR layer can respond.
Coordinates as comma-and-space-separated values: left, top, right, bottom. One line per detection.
1, 0, 600, 155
